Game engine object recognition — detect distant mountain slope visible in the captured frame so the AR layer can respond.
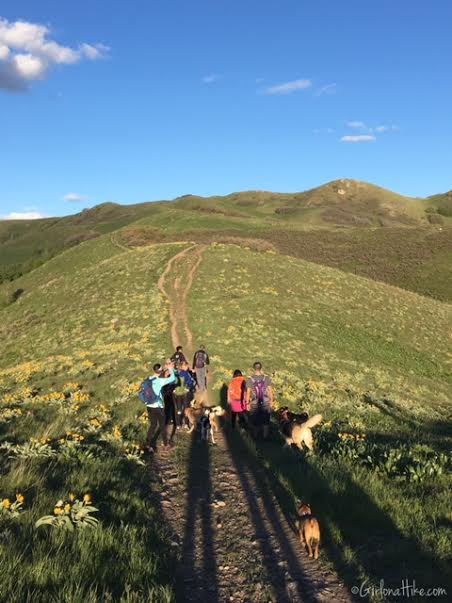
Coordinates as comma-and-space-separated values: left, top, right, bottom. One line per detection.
0, 202, 161, 283
1, 180, 450, 296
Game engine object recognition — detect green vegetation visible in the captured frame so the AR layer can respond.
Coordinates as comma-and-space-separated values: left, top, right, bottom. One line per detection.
188, 243, 452, 593
0, 202, 159, 284
3, 179, 452, 303
0, 237, 188, 601
1, 183, 451, 598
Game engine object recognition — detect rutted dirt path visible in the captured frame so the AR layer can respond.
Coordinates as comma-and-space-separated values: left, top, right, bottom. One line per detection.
157, 244, 205, 356
152, 245, 352, 603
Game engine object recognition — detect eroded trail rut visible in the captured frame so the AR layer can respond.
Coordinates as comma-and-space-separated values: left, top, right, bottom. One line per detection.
153, 245, 352, 603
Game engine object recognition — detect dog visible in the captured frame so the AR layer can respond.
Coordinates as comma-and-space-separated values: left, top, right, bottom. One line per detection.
185, 404, 225, 438
184, 403, 204, 433
276, 407, 322, 451
199, 406, 225, 444
298, 503, 321, 559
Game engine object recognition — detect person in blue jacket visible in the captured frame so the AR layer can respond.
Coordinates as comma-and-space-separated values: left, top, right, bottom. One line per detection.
144, 361, 176, 452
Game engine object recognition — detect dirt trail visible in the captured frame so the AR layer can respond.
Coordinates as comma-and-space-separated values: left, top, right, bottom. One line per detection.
157, 244, 203, 356
152, 245, 352, 603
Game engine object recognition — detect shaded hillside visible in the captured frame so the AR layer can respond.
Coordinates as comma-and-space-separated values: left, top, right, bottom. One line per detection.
0, 202, 161, 283
426, 191, 452, 217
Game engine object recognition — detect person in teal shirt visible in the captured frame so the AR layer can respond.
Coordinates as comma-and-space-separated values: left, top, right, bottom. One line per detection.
144, 362, 176, 452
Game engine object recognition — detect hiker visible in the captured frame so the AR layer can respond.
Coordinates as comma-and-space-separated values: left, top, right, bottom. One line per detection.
246, 362, 274, 439
192, 344, 210, 393
162, 361, 178, 444
170, 346, 186, 369
173, 361, 196, 427
227, 369, 248, 429
142, 362, 176, 452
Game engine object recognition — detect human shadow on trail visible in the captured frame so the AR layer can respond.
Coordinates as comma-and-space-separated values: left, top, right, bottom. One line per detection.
219, 385, 320, 603
224, 428, 322, 603
176, 428, 219, 603
250, 433, 452, 599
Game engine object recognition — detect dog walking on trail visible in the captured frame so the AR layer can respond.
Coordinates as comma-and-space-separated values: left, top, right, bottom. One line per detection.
246, 362, 274, 439
140, 362, 176, 453
192, 344, 210, 393
227, 369, 248, 429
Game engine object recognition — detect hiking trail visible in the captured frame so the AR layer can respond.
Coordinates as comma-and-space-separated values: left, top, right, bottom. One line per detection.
152, 244, 352, 603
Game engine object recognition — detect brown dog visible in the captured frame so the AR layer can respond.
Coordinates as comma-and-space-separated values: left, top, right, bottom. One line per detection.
298, 504, 320, 559
276, 407, 322, 451
185, 404, 224, 434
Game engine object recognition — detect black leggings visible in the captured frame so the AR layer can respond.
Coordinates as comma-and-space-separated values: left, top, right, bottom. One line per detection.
231, 411, 248, 429
146, 407, 167, 447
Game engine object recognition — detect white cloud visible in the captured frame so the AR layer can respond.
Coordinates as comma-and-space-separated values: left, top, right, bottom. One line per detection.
63, 192, 87, 203
263, 78, 312, 95
340, 135, 376, 143
315, 83, 337, 96
1, 211, 45, 220
0, 44, 9, 60
347, 121, 367, 130
0, 17, 109, 91
202, 73, 220, 84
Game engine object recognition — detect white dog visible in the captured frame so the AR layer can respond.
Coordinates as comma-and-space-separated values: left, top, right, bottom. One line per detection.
199, 406, 225, 444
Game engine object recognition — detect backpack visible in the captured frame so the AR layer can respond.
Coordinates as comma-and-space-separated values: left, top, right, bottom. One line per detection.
228, 377, 245, 402
251, 377, 267, 405
181, 370, 195, 392
138, 377, 159, 406
195, 351, 207, 369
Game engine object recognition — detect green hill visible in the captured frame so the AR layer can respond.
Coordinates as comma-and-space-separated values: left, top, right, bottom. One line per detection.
2, 179, 452, 302
0, 237, 450, 599
426, 190, 452, 217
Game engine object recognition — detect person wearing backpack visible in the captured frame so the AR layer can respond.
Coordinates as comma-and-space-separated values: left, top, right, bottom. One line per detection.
228, 369, 247, 429
172, 361, 195, 428
139, 362, 176, 452
178, 360, 196, 404
170, 346, 186, 370
246, 361, 274, 439
192, 344, 210, 393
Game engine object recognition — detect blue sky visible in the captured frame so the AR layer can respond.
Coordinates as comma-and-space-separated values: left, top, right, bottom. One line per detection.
1, 0, 451, 218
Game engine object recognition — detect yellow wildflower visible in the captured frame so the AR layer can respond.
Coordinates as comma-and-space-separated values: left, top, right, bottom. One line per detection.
16, 493, 25, 503
69, 493, 75, 502
83, 494, 92, 504
2, 498, 11, 509
54, 507, 62, 515
64, 503, 71, 513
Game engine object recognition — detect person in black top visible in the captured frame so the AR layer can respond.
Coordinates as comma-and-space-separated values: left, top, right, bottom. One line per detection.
170, 346, 186, 369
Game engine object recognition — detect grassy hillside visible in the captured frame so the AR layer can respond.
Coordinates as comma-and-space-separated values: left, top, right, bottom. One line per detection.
0, 237, 451, 598
426, 191, 452, 217
2, 178, 446, 288
0, 201, 160, 284
0, 236, 186, 601
188, 244, 452, 592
